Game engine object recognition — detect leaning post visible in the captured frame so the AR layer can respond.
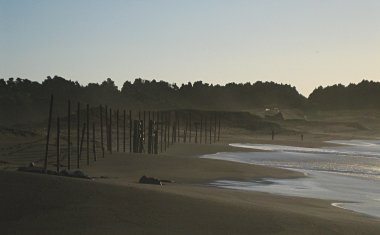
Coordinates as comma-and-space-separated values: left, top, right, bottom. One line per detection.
44, 94, 54, 173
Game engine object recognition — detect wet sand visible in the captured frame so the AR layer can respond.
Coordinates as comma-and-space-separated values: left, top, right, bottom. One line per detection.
1, 140, 380, 234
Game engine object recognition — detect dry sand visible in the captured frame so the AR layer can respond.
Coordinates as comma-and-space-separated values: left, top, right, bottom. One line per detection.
1, 139, 380, 235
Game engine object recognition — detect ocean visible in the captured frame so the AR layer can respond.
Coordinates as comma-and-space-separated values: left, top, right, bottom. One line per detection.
201, 140, 380, 218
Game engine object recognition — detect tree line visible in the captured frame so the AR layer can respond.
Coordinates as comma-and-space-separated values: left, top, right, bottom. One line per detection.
0, 76, 306, 125
1, 76, 378, 125
308, 80, 380, 110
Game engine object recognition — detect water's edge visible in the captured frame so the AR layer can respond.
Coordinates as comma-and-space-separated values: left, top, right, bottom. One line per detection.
201, 141, 380, 218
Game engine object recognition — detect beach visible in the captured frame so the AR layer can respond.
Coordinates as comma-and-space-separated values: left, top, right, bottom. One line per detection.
1, 138, 380, 235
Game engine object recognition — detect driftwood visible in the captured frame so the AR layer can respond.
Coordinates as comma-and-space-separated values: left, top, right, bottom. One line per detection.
18, 162, 91, 179
138, 175, 175, 185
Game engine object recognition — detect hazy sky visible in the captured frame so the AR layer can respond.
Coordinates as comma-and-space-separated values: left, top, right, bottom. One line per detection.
1, 0, 379, 96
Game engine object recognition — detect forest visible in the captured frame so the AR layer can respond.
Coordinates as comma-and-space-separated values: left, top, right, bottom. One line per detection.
0, 76, 379, 125
0, 76, 306, 125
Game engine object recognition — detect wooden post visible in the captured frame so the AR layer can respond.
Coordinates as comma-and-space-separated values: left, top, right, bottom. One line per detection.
86, 104, 90, 165
100, 105, 104, 157
172, 112, 175, 143
77, 102, 80, 168
138, 120, 144, 153
164, 112, 167, 151
204, 116, 207, 144
44, 94, 53, 173
133, 120, 138, 153
148, 120, 152, 154
168, 112, 171, 147
148, 111, 151, 150
56, 117, 60, 173
152, 113, 155, 153
271, 129, 274, 141
214, 112, 217, 143
183, 118, 187, 143
116, 109, 119, 152
195, 123, 198, 143
218, 113, 221, 142
154, 118, 159, 154
209, 114, 212, 144
67, 100, 71, 170
93, 122, 97, 161
143, 111, 146, 145
200, 115, 203, 144
123, 109, 126, 152
105, 106, 109, 151
79, 123, 86, 167
129, 110, 132, 153
177, 112, 180, 143
189, 112, 192, 143
109, 109, 112, 153
160, 112, 163, 153
172, 113, 175, 143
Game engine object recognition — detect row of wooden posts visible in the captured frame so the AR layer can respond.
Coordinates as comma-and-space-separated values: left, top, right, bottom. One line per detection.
44, 95, 222, 173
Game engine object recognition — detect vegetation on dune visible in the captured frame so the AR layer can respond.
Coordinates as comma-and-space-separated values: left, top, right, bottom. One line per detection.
2, 76, 379, 125
308, 80, 380, 110
0, 76, 306, 125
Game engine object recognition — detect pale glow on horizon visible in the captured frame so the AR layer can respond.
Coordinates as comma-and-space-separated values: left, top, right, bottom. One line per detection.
1, 0, 379, 96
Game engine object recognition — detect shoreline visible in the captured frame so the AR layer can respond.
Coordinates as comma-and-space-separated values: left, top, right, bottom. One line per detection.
2, 139, 380, 234
203, 141, 380, 219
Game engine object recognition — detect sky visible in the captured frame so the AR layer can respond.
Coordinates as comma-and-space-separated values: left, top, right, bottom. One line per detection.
1, 0, 379, 96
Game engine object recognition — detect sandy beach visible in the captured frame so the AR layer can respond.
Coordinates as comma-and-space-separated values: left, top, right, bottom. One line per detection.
1, 137, 380, 235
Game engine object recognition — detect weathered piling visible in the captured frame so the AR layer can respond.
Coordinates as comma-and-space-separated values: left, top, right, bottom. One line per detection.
79, 123, 86, 167
100, 105, 104, 157
168, 112, 171, 147
105, 106, 109, 151
44, 95, 53, 172
160, 112, 163, 153
152, 112, 156, 153
164, 112, 167, 151
133, 120, 144, 153
67, 100, 71, 170
209, 114, 212, 144
143, 111, 146, 145
189, 112, 192, 143
200, 115, 203, 144
129, 110, 132, 153
56, 117, 60, 173
77, 102, 80, 168
154, 119, 159, 154
183, 118, 187, 143
148, 111, 151, 150
177, 112, 180, 143
204, 116, 207, 144
169, 113, 176, 144
138, 120, 144, 152
109, 109, 112, 153
116, 109, 119, 152
148, 120, 153, 154
92, 122, 97, 161
218, 113, 221, 142
86, 104, 90, 165
214, 112, 217, 143
123, 109, 126, 152
195, 122, 198, 143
